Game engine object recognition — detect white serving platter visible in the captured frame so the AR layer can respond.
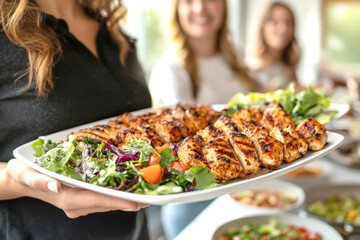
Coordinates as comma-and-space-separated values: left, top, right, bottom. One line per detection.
13, 107, 344, 205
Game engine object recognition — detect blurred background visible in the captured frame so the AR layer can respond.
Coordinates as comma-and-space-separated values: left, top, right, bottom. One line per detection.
120, 1, 360, 239
123, 0, 360, 87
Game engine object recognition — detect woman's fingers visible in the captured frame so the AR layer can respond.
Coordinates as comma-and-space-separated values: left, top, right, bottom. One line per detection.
7, 159, 61, 193
56, 185, 146, 218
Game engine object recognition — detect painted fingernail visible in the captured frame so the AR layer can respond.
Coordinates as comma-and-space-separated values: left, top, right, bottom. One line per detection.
139, 203, 149, 208
47, 182, 58, 193
123, 207, 140, 212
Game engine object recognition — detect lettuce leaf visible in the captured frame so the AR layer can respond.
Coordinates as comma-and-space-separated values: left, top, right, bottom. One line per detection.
227, 83, 337, 124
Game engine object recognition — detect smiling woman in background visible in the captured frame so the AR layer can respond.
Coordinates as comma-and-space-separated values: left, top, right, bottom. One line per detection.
0, 0, 150, 239
149, 0, 255, 106
245, 1, 300, 92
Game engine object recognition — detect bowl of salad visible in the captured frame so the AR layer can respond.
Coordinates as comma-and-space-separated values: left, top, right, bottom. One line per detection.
212, 213, 343, 240
303, 184, 360, 237
229, 180, 305, 214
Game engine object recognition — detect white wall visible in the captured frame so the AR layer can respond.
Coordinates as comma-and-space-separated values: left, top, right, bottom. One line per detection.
227, 0, 245, 46
244, 0, 322, 85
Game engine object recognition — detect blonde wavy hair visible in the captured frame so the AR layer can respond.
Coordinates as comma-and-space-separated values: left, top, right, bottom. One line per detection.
169, 0, 255, 97
0, 0, 128, 97
253, 1, 300, 82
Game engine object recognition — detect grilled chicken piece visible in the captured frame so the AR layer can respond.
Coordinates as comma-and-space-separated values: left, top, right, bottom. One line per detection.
296, 118, 327, 151
127, 128, 164, 147
228, 132, 261, 175
69, 131, 110, 144
250, 135, 284, 169
173, 102, 220, 120
261, 103, 295, 131
174, 104, 209, 130
196, 126, 225, 143
270, 126, 308, 163
148, 119, 182, 143
212, 116, 260, 175
213, 116, 239, 133
240, 121, 269, 138
231, 114, 283, 169
116, 112, 137, 123
92, 124, 119, 139
202, 137, 245, 181
138, 111, 161, 121
117, 113, 182, 143
70, 124, 117, 144
178, 136, 208, 170
116, 122, 164, 147
107, 120, 123, 128
234, 108, 263, 125
162, 115, 193, 138
171, 110, 198, 136
191, 104, 222, 124
231, 114, 269, 137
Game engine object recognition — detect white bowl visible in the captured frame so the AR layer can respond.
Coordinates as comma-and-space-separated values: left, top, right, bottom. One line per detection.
212, 213, 343, 240
229, 179, 305, 214
279, 159, 332, 189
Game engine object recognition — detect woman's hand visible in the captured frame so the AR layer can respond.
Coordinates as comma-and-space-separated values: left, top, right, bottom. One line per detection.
3, 159, 148, 218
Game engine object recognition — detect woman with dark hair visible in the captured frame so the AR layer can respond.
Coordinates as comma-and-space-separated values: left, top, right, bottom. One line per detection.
0, 0, 150, 239
245, 1, 301, 92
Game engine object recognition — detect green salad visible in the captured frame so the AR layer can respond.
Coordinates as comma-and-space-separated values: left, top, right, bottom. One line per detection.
31, 136, 217, 195
219, 219, 322, 240
309, 195, 360, 226
227, 84, 337, 125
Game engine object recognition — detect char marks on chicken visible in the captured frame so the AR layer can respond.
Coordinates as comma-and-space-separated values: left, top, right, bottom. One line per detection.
178, 136, 208, 170
296, 118, 327, 151
68, 102, 328, 183
202, 137, 245, 181
270, 126, 308, 163
261, 103, 296, 131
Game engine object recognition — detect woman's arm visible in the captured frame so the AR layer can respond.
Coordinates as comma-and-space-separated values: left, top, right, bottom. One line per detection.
149, 59, 195, 106
0, 159, 147, 218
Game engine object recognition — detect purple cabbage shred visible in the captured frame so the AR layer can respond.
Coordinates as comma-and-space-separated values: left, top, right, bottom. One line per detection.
187, 185, 198, 192
105, 143, 140, 163
169, 143, 179, 157
115, 154, 139, 163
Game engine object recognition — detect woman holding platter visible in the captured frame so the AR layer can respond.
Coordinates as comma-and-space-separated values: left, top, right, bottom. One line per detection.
0, 0, 151, 239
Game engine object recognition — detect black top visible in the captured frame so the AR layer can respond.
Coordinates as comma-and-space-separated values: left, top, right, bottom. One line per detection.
0, 14, 151, 240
